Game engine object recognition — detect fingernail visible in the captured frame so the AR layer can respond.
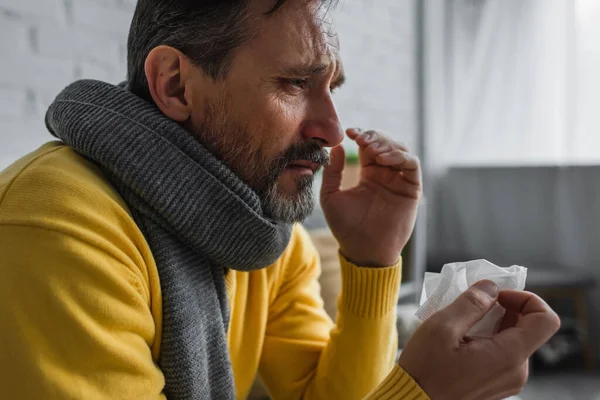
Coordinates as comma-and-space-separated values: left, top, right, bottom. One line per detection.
351, 127, 362, 133
474, 280, 499, 298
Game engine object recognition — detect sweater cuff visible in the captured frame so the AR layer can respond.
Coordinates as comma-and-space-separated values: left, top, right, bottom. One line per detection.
338, 253, 402, 318
363, 365, 431, 400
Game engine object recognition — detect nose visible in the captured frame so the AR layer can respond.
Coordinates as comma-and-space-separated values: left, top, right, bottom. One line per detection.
301, 94, 344, 148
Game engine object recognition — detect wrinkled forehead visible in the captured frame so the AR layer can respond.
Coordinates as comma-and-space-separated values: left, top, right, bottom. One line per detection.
305, 2, 338, 53
305, 2, 339, 64
249, 0, 340, 70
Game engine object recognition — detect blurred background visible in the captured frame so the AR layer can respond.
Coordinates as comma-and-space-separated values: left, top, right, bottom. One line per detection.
1, 0, 600, 398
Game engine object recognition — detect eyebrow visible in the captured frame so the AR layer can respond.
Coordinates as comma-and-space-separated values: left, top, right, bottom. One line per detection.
282, 63, 330, 77
331, 71, 346, 89
331, 72, 346, 89
280, 61, 346, 89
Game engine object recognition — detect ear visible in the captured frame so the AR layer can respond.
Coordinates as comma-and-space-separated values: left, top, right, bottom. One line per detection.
145, 45, 194, 122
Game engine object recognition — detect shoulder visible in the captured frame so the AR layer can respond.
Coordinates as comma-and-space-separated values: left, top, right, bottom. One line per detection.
0, 144, 164, 389
1, 142, 131, 226
1, 142, 142, 242
0, 142, 156, 299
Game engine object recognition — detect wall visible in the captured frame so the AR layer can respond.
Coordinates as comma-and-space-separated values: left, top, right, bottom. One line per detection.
0, 0, 417, 170
0, 0, 133, 168
334, 0, 417, 153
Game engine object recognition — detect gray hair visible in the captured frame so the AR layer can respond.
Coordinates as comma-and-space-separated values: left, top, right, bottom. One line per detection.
127, 0, 294, 102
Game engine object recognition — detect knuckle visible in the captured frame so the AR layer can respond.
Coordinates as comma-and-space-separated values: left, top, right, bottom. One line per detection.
398, 144, 411, 154
370, 141, 390, 152
548, 311, 561, 333
515, 365, 529, 387
380, 143, 392, 153
362, 130, 378, 141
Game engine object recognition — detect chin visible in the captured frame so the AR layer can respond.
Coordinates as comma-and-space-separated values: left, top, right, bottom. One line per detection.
262, 176, 316, 223
277, 176, 314, 200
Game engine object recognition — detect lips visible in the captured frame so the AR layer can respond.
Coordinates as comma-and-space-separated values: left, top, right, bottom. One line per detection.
287, 160, 320, 173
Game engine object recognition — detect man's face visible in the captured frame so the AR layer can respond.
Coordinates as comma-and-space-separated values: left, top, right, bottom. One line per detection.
187, 0, 345, 223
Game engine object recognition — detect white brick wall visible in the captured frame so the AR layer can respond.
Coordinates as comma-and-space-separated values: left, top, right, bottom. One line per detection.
0, 0, 132, 168
0, 0, 416, 170
0, 0, 66, 23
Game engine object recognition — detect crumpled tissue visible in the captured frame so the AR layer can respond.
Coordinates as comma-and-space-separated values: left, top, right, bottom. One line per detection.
416, 260, 527, 338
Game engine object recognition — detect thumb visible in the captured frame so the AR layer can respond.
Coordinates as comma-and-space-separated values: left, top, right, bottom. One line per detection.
435, 280, 499, 339
321, 145, 345, 197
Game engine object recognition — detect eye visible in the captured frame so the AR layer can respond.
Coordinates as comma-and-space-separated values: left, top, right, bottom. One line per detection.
282, 78, 309, 90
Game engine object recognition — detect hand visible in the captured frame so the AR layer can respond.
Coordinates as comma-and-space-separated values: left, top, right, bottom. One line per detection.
398, 281, 561, 400
320, 128, 422, 267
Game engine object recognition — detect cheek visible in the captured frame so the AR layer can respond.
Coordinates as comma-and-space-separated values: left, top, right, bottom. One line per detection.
246, 95, 306, 159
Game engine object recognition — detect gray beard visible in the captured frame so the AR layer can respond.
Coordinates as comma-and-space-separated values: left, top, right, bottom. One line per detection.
262, 174, 316, 224
193, 98, 319, 224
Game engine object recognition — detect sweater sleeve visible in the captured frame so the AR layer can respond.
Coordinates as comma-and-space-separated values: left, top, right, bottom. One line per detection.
258, 226, 429, 400
0, 224, 166, 399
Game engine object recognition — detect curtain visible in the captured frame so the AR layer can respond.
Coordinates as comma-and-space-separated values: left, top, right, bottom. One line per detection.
423, 0, 600, 362
424, 0, 574, 170
572, 0, 600, 161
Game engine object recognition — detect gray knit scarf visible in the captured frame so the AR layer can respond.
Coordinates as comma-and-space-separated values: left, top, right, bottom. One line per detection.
45, 79, 292, 399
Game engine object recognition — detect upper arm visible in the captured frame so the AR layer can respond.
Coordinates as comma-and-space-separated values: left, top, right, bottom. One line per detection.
0, 224, 165, 399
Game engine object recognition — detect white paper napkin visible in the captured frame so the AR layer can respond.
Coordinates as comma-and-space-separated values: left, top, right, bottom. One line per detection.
416, 259, 527, 337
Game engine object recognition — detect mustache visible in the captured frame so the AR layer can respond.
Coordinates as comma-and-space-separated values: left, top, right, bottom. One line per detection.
256, 141, 329, 196
277, 141, 330, 170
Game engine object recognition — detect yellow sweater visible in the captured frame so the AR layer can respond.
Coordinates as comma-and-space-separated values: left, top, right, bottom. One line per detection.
0, 142, 428, 400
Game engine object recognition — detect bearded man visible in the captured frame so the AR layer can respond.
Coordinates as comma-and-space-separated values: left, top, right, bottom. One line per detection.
0, 1, 559, 399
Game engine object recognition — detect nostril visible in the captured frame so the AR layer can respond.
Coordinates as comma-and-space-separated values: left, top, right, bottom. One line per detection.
311, 137, 328, 147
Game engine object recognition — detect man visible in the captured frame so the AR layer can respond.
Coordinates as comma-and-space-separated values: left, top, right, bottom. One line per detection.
0, 0, 559, 399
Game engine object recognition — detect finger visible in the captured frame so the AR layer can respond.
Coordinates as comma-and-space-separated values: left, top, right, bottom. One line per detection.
494, 290, 561, 356
498, 290, 551, 314
376, 150, 417, 170
346, 127, 362, 139
377, 150, 422, 186
321, 145, 345, 197
351, 129, 378, 147
363, 138, 409, 156
401, 156, 422, 187
350, 129, 409, 152
431, 280, 499, 340
499, 309, 521, 332
364, 140, 392, 159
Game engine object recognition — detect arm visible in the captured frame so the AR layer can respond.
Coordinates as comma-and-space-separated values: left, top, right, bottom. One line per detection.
0, 224, 165, 399
262, 125, 559, 400
258, 226, 428, 400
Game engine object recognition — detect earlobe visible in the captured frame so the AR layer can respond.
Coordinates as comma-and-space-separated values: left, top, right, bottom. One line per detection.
145, 45, 191, 122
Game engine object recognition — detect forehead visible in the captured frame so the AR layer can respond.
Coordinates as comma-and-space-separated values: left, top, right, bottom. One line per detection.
248, 0, 339, 69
